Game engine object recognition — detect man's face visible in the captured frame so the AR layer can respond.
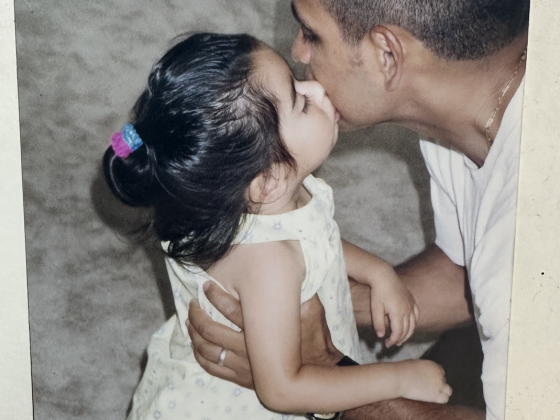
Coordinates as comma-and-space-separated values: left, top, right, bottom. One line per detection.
290, 0, 386, 130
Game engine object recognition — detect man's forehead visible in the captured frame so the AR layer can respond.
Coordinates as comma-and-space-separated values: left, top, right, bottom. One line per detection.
291, 0, 356, 51
291, 0, 327, 24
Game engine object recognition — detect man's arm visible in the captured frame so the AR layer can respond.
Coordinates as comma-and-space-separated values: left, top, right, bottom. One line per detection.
343, 398, 485, 420
339, 244, 482, 419
347, 242, 473, 333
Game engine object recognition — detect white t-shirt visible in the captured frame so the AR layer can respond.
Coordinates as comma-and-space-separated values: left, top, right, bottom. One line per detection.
419, 79, 524, 420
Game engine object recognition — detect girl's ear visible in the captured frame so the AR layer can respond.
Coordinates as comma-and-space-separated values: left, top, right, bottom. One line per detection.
248, 164, 289, 204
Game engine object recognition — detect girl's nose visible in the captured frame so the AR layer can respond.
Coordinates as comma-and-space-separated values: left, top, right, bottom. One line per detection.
296, 80, 326, 101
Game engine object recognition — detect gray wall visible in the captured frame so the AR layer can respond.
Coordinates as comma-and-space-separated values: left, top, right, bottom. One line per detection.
16, 0, 434, 418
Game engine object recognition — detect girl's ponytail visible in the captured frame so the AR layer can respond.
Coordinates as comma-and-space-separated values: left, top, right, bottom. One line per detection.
103, 130, 157, 208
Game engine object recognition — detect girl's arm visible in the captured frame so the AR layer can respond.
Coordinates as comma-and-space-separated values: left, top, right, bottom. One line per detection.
231, 241, 450, 414
342, 239, 419, 347
342, 239, 396, 286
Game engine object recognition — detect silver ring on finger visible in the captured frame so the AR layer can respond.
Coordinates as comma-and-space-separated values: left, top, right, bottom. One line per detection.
217, 348, 227, 367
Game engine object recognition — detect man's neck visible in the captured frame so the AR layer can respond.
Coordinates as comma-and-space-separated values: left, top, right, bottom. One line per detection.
394, 32, 528, 167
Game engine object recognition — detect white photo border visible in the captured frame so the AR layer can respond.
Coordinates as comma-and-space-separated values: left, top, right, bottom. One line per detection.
506, 0, 560, 417
1, 0, 559, 418
0, 0, 34, 418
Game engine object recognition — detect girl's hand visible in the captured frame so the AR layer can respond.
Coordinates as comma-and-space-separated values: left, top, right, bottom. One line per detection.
369, 267, 419, 347
396, 360, 453, 404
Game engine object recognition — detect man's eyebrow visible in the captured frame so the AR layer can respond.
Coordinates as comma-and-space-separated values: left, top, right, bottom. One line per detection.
291, 1, 320, 43
291, 2, 302, 25
291, 2, 310, 31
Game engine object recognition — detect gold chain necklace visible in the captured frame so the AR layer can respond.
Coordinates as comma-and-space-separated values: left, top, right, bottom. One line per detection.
485, 47, 527, 149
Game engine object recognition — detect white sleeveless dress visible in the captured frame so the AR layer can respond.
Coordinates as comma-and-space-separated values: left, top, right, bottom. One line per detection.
127, 175, 363, 420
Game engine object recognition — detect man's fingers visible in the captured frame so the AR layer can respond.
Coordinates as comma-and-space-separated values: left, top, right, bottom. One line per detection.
192, 346, 254, 390
188, 319, 224, 362
300, 294, 343, 366
188, 322, 254, 389
189, 332, 252, 381
204, 281, 244, 329
187, 299, 247, 355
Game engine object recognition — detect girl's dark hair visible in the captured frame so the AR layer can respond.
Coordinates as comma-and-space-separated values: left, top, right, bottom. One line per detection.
104, 33, 295, 268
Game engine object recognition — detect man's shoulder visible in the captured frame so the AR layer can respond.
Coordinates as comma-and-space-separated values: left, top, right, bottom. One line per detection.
419, 138, 459, 161
419, 138, 465, 185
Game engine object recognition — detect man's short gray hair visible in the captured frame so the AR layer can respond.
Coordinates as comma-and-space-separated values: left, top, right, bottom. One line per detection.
320, 0, 530, 60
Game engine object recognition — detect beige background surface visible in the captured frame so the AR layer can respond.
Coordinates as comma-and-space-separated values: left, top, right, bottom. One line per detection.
1, 0, 559, 419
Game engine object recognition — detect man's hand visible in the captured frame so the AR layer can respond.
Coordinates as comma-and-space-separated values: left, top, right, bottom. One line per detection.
187, 284, 253, 388
187, 281, 342, 389
298, 288, 343, 366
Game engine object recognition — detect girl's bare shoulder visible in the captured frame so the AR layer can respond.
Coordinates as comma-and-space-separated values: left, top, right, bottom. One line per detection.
208, 240, 306, 296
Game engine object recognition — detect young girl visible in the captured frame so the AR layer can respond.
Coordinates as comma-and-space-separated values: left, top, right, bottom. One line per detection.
105, 33, 451, 420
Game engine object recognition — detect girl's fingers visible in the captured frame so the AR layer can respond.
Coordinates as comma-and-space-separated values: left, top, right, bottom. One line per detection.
397, 314, 409, 346
403, 312, 416, 343
414, 304, 420, 321
386, 315, 403, 347
371, 303, 386, 338
400, 312, 415, 344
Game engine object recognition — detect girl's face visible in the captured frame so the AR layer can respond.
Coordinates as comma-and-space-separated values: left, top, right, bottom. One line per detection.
254, 47, 339, 177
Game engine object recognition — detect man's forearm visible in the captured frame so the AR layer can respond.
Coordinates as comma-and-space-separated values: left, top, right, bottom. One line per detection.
343, 398, 485, 420
397, 245, 472, 333
348, 243, 473, 333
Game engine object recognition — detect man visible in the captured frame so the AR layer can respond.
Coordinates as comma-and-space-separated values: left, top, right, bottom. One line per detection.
186, 0, 530, 419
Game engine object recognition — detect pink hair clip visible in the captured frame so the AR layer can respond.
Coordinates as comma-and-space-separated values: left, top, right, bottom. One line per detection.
111, 123, 143, 158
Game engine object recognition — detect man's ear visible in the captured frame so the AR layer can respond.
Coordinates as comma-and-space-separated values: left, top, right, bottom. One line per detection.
248, 164, 289, 204
368, 25, 404, 91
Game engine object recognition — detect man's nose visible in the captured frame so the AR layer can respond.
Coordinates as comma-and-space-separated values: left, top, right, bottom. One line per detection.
291, 29, 311, 64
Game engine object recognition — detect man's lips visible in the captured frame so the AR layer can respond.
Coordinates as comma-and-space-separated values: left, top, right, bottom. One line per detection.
304, 66, 339, 123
